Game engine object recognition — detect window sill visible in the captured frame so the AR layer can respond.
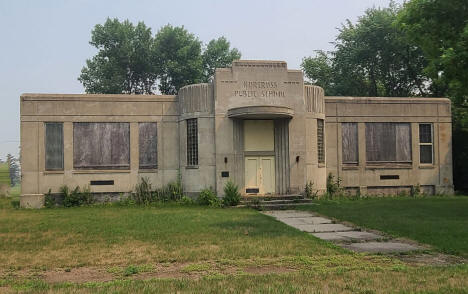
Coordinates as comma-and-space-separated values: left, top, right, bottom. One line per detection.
419, 165, 435, 169
72, 170, 131, 174
366, 163, 412, 170
43, 170, 64, 175
342, 165, 359, 170
139, 169, 158, 173
318, 163, 326, 168
186, 165, 199, 169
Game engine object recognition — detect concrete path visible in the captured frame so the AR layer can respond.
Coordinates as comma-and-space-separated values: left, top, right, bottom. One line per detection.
263, 210, 422, 254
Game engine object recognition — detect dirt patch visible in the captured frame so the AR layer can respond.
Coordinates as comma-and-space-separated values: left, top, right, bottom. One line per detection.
43, 267, 113, 283
134, 271, 188, 280
29, 262, 299, 284
0, 286, 14, 294
397, 253, 467, 266
243, 265, 296, 274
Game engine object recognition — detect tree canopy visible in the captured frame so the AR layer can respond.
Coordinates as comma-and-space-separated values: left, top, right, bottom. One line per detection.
78, 19, 157, 94
302, 3, 428, 97
6, 154, 19, 187
202, 37, 241, 82
79, 19, 241, 95
398, 0, 468, 103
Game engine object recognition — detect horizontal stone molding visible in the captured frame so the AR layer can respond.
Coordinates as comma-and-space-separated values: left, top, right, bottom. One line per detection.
227, 105, 294, 119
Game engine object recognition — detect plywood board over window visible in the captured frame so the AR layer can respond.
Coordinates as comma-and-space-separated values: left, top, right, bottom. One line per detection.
45, 122, 64, 170
365, 123, 411, 163
139, 122, 158, 169
342, 122, 358, 164
73, 122, 130, 170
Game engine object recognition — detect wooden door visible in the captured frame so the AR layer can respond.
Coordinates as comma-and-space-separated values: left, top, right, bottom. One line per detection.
244, 156, 275, 195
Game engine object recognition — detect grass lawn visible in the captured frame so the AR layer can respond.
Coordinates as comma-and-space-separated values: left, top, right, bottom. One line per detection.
301, 196, 468, 257
0, 163, 10, 185
0, 197, 467, 293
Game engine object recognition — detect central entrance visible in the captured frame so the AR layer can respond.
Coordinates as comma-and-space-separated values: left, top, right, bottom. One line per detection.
244, 120, 275, 195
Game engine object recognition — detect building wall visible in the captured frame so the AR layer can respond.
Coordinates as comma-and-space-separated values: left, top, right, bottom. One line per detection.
213, 60, 326, 196
19, 60, 454, 207
177, 83, 216, 195
20, 94, 179, 207
324, 97, 453, 195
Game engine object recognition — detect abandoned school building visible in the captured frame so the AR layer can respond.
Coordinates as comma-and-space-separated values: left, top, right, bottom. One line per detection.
20, 60, 453, 208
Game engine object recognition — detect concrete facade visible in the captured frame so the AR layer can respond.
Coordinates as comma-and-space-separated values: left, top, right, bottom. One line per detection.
325, 97, 453, 196
20, 60, 453, 208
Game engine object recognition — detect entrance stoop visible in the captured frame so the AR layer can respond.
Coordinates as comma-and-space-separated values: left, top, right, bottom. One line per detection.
237, 194, 316, 210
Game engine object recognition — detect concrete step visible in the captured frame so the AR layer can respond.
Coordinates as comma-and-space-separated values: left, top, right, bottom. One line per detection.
241, 194, 304, 201
244, 202, 316, 210
240, 199, 315, 205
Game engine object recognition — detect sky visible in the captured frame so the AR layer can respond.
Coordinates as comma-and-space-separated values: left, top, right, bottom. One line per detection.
0, 0, 402, 160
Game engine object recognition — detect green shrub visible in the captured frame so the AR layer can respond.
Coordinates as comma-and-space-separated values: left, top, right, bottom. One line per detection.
62, 185, 95, 207
166, 181, 183, 201
124, 265, 139, 276
44, 189, 54, 208
116, 194, 135, 206
132, 176, 185, 205
222, 181, 241, 206
197, 187, 220, 207
326, 173, 343, 199
133, 177, 153, 205
10, 199, 20, 209
81, 185, 94, 205
411, 184, 421, 197
304, 181, 318, 199
179, 195, 195, 205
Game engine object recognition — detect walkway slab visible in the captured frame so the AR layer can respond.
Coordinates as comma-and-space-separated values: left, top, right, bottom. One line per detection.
311, 232, 350, 241
293, 217, 332, 224
312, 231, 383, 241
263, 210, 316, 218
343, 242, 422, 253
276, 217, 332, 227
294, 223, 354, 233
263, 210, 423, 254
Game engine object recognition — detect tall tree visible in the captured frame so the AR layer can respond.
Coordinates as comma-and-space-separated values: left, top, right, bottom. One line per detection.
202, 37, 241, 82
301, 51, 336, 94
398, 0, 468, 102
6, 154, 19, 187
302, 3, 428, 97
153, 25, 203, 94
79, 18, 157, 94
79, 20, 242, 95
398, 0, 468, 192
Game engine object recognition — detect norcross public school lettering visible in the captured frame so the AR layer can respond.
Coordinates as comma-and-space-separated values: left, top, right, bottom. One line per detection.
234, 80, 285, 98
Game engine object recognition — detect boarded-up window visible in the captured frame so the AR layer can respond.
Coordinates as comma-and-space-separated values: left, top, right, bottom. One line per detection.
342, 123, 358, 163
73, 122, 130, 169
187, 118, 198, 166
139, 122, 157, 169
419, 123, 433, 164
45, 122, 64, 170
317, 119, 325, 163
365, 123, 411, 162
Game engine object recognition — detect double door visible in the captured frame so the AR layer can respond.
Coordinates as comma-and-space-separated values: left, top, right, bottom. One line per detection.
245, 156, 275, 195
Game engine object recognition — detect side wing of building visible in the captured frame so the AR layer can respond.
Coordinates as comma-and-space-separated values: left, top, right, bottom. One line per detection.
324, 96, 453, 195
20, 93, 179, 207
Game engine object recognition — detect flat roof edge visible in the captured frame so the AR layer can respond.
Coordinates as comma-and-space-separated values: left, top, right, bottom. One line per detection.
21, 93, 177, 101
324, 96, 451, 103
